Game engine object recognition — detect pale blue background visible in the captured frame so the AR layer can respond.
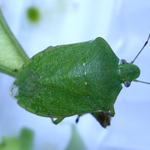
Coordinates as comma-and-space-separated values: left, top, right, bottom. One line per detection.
0, 0, 150, 150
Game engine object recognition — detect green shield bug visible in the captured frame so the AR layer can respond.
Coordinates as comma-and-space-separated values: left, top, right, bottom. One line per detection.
10, 34, 150, 126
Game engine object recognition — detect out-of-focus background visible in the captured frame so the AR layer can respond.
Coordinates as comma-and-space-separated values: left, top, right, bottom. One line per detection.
0, 0, 150, 150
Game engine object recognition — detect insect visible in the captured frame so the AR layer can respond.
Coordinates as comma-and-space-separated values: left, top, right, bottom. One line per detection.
10, 34, 150, 127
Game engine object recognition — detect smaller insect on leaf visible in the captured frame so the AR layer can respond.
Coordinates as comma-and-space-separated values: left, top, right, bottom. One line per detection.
13, 69, 19, 73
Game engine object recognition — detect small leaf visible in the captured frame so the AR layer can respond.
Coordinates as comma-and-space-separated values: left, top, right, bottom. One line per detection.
65, 125, 87, 150
0, 128, 34, 150
0, 9, 29, 77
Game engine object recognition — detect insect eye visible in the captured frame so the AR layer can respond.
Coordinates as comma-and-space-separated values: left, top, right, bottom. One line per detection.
120, 59, 127, 64
124, 81, 131, 87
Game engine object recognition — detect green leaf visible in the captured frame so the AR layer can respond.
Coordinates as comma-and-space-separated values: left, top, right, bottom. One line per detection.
0, 9, 29, 77
65, 125, 87, 150
0, 128, 34, 150
19, 128, 34, 150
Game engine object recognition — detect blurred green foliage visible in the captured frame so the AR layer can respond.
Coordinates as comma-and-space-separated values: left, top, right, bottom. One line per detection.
26, 7, 40, 23
0, 128, 34, 150
65, 125, 87, 150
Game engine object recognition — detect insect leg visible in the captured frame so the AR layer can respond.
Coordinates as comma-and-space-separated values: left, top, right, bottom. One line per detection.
75, 114, 84, 123
51, 118, 64, 125
110, 106, 115, 117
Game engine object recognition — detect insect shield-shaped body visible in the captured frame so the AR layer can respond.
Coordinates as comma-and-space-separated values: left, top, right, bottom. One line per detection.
11, 36, 148, 126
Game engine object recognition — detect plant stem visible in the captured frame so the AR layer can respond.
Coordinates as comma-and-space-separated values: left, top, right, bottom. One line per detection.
0, 9, 29, 78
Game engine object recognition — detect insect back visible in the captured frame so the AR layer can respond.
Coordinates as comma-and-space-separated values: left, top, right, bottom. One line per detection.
11, 37, 122, 122
10, 34, 150, 126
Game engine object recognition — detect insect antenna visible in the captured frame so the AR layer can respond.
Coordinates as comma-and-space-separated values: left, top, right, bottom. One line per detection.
133, 79, 150, 85
131, 34, 150, 64
131, 34, 150, 84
